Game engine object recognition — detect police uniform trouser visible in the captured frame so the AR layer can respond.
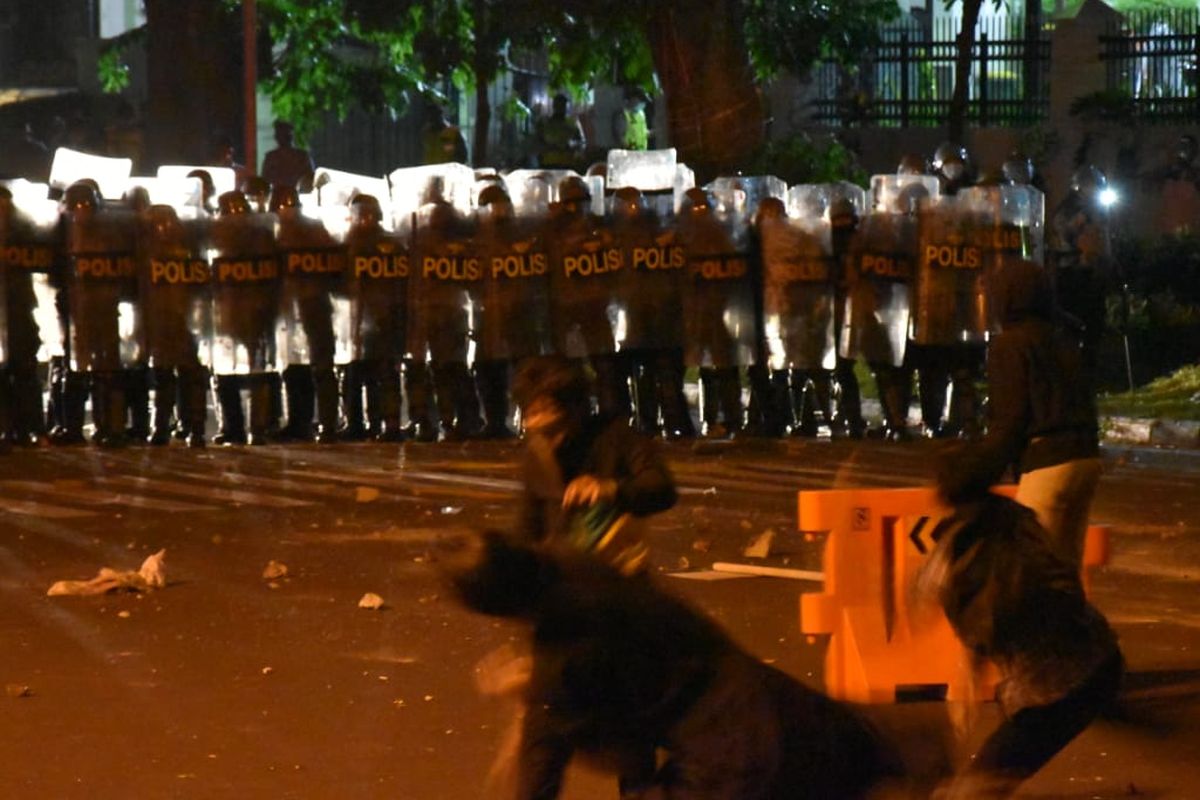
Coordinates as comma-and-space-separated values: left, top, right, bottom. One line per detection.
872, 363, 913, 434
151, 366, 206, 443
790, 369, 833, 436
126, 365, 151, 440
699, 366, 743, 434
474, 359, 514, 438
403, 360, 437, 441
832, 356, 865, 435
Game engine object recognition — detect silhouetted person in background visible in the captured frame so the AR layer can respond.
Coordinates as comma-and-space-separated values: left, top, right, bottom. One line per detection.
261, 120, 314, 192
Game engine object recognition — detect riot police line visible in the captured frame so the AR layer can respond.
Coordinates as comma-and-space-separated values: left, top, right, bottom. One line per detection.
0, 145, 1054, 449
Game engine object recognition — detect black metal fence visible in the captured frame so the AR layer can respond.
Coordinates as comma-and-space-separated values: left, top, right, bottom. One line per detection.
1100, 9, 1199, 122
810, 16, 1051, 128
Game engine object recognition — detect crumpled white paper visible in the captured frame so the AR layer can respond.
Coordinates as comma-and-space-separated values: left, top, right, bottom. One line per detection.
47, 549, 167, 597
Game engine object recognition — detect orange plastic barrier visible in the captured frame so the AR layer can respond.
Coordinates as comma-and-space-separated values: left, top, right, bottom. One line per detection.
797, 486, 1109, 704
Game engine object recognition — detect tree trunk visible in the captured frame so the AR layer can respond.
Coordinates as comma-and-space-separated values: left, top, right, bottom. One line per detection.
947, 0, 985, 143
645, 0, 764, 180
143, 0, 242, 169
473, 70, 490, 167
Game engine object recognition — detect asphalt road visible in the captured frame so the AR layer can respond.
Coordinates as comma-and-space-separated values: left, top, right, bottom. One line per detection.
1, 438, 1198, 799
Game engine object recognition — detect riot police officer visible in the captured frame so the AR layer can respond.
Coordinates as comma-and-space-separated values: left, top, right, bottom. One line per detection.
841, 174, 935, 439
547, 176, 630, 420
473, 183, 551, 438
409, 198, 483, 441
137, 204, 210, 446
678, 186, 755, 438
1, 185, 60, 445
209, 190, 279, 445
340, 193, 408, 442
757, 195, 836, 437
611, 186, 691, 438
272, 185, 346, 443
911, 161, 989, 440
59, 181, 138, 447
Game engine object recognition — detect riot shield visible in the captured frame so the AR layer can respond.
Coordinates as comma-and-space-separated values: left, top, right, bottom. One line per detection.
678, 188, 758, 368
474, 196, 552, 362
139, 205, 212, 370
758, 204, 836, 371
388, 163, 476, 236
912, 194, 989, 346
612, 193, 685, 353
409, 201, 477, 363
548, 202, 622, 358
960, 183, 1045, 333
1, 188, 61, 369
838, 175, 935, 367
64, 198, 138, 372
209, 201, 280, 375
343, 200, 409, 364
274, 204, 346, 371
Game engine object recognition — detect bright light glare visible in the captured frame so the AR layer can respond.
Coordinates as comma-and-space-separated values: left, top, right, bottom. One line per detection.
1099, 188, 1119, 207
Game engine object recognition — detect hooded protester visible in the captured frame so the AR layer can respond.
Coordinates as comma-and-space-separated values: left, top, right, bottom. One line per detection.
937, 259, 1102, 569
448, 530, 907, 800
920, 494, 1123, 800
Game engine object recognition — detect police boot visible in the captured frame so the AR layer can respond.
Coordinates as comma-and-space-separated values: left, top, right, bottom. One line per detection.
374, 363, 405, 442
266, 371, 284, 437
831, 358, 866, 439
0, 372, 13, 451
657, 350, 694, 439
150, 368, 177, 445
742, 363, 769, 437
94, 372, 128, 448
431, 363, 461, 441
404, 361, 437, 443
631, 354, 661, 436
10, 365, 44, 445
247, 376, 272, 446
314, 368, 340, 444
280, 365, 315, 442
790, 371, 819, 437
180, 366, 207, 448
917, 366, 950, 438
50, 372, 88, 445
125, 366, 151, 444
453, 363, 484, 439
875, 368, 911, 441
716, 366, 744, 437
46, 356, 69, 440
213, 376, 247, 446
339, 363, 368, 441
946, 370, 982, 440
698, 367, 726, 438
476, 360, 514, 439
593, 353, 632, 423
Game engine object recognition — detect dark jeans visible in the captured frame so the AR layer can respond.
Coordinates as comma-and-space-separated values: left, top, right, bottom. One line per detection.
954, 651, 1123, 799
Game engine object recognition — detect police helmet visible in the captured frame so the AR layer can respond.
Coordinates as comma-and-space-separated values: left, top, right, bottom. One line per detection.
426, 199, 458, 232
269, 184, 300, 213
217, 190, 251, 217
897, 153, 928, 176
123, 185, 151, 213
558, 176, 591, 204
828, 195, 858, 225
683, 187, 712, 213
754, 196, 786, 226
146, 204, 183, 237
585, 162, 607, 180
612, 186, 644, 220
1070, 165, 1107, 198
350, 194, 383, 227
61, 181, 101, 214
932, 141, 970, 183
477, 184, 511, 209
1001, 153, 1035, 186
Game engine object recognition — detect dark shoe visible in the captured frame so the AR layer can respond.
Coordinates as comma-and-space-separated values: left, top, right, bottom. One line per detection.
340, 424, 370, 442
246, 431, 269, 446
186, 432, 207, 449
315, 427, 339, 445
213, 431, 247, 446
149, 428, 173, 446
375, 425, 406, 443
701, 422, 730, 439
410, 422, 437, 443
50, 428, 86, 446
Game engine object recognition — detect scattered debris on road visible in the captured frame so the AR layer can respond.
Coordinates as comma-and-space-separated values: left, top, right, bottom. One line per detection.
46, 549, 167, 597
358, 592, 385, 610
743, 528, 776, 558
355, 486, 381, 503
262, 560, 289, 581
5, 683, 32, 698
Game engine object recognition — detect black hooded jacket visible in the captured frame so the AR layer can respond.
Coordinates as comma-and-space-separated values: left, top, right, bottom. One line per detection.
939, 261, 1099, 502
